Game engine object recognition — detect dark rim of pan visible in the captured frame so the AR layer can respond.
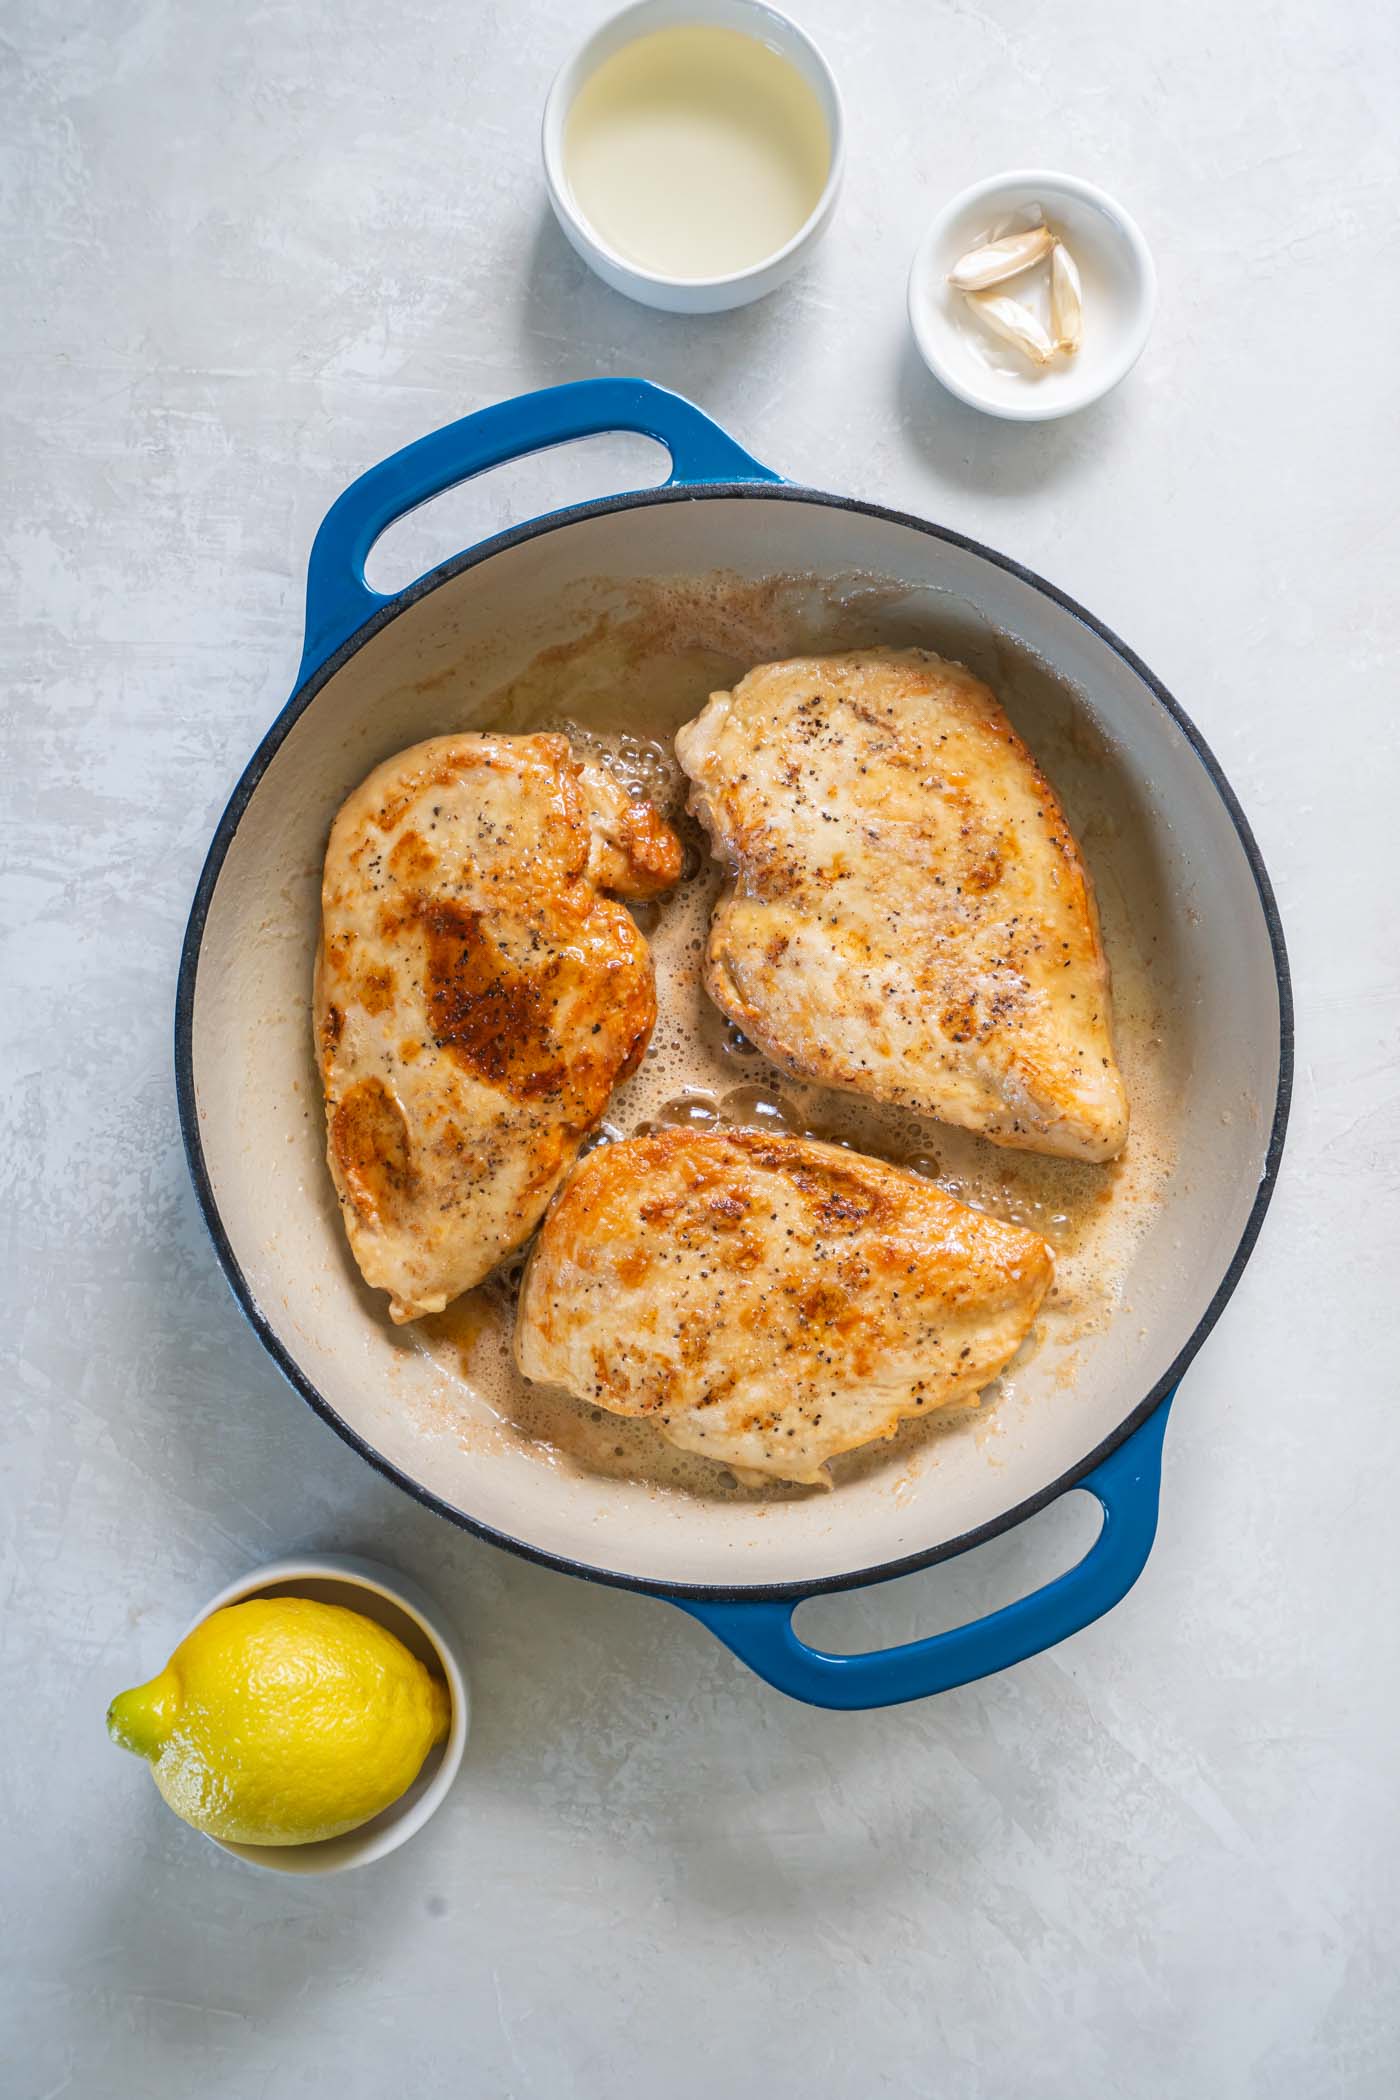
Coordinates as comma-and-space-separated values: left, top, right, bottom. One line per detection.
174, 484, 1294, 1603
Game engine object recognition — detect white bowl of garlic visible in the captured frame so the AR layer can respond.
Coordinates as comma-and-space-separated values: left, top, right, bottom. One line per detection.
908, 170, 1156, 422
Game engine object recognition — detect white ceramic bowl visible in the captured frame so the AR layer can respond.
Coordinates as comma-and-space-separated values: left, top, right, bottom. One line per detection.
542, 0, 844, 313
909, 170, 1156, 422
182, 1554, 469, 1875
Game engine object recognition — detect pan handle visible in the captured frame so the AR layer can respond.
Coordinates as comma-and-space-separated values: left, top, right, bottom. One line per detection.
298, 377, 779, 679
672, 1393, 1174, 1710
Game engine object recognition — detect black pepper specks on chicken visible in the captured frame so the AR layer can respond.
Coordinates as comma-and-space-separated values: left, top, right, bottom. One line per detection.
315, 732, 681, 1322
674, 648, 1129, 1163
515, 1128, 1054, 1486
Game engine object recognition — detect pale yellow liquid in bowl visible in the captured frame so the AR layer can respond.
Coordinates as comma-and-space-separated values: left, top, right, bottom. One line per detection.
562, 24, 831, 280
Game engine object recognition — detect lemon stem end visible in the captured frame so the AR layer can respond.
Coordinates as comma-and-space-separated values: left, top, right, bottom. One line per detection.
107, 1670, 179, 1760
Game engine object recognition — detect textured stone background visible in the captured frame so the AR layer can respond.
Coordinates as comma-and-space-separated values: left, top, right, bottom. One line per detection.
3, 1, 1398, 2094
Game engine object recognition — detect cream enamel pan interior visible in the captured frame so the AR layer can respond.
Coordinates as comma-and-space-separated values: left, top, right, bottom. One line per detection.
180, 473, 1289, 1597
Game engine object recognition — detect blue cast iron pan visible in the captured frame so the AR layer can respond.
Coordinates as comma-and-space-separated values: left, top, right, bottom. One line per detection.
176, 378, 1292, 1709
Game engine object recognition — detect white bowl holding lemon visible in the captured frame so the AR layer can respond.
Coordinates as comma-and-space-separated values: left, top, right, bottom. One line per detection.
107, 1555, 469, 1875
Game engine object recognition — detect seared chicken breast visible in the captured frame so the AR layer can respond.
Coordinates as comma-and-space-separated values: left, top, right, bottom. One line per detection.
675, 648, 1128, 1162
315, 733, 681, 1322
515, 1129, 1053, 1486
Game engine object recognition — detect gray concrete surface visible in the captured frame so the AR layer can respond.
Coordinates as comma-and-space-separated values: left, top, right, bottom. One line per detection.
3, 1, 1398, 2094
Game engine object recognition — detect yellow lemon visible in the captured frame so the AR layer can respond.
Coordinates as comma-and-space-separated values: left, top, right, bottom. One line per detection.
107, 1596, 451, 1846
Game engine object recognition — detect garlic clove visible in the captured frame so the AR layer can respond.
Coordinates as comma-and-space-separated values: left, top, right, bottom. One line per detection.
965, 290, 1057, 366
1050, 242, 1083, 353
947, 227, 1054, 291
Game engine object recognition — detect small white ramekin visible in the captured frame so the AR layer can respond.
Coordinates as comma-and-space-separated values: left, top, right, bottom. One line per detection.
180, 1553, 469, 1876
542, 0, 845, 314
909, 170, 1157, 422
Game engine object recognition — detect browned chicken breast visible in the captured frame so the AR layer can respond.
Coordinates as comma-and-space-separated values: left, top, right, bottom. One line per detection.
675, 648, 1128, 1162
315, 733, 681, 1322
515, 1129, 1053, 1485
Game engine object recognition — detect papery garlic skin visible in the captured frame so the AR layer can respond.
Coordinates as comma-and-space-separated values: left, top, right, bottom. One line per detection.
989, 204, 1044, 240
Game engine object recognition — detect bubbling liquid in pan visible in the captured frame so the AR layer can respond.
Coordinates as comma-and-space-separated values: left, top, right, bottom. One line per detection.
405, 575, 1178, 1501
